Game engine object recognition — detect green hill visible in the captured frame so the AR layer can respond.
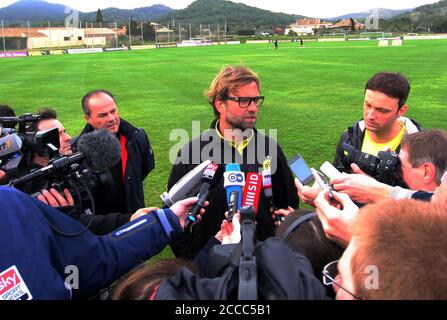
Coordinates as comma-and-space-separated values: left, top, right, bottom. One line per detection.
380, 0, 447, 32
156, 0, 304, 33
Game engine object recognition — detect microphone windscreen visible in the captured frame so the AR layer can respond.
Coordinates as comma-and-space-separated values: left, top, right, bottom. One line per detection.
0, 134, 22, 158
77, 129, 121, 171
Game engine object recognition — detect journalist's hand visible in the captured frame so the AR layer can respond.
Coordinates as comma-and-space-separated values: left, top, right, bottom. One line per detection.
170, 197, 208, 229
130, 207, 160, 221
272, 206, 294, 226
331, 173, 393, 204
295, 178, 322, 207
0, 170, 6, 183
314, 189, 359, 247
37, 188, 74, 207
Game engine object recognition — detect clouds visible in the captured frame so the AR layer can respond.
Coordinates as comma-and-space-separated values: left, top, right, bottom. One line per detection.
0, 0, 441, 17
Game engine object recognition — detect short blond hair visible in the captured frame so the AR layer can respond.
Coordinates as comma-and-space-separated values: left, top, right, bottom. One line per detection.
351, 199, 447, 299
205, 65, 260, 118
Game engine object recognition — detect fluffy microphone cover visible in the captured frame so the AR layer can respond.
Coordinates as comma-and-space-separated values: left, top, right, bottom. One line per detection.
77, 129, 121, 171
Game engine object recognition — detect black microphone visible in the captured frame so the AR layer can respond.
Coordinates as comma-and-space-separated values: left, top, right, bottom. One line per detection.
76, 129, 121, 172
262, 157, 284, 225
184, 162, 220, 229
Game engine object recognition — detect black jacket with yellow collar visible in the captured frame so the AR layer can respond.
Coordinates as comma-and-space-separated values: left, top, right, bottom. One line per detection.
167, 119, 299, 259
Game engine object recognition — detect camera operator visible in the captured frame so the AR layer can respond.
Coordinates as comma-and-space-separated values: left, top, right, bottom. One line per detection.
333, 72, 422, 175
330, 129, 447, 204
297, 129, 447, 209
0, 185, 204, 300
7, 109, 149, 235
313, 130, 447, 248
0, 104, 17, 128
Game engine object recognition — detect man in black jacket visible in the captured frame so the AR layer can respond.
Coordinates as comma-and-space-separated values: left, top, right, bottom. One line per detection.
167, 65, 299, 259
298, 72, 423, 206
72, 90, 155, 216
333, 72, 423, 174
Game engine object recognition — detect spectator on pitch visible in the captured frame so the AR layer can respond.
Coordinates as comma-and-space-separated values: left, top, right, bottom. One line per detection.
325, 199, 447, 300
72, 89, 155, 216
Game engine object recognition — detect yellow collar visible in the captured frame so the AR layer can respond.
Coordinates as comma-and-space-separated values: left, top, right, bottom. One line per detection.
215, 119, 254, 155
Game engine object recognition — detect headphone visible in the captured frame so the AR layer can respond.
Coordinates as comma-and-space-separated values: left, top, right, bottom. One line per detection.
281, 212, 317, 243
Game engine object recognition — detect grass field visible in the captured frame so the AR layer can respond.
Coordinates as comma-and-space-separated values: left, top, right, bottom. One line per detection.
1, 39, 446, 259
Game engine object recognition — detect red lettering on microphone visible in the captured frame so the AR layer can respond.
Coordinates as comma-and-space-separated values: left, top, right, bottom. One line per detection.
242, 173, 262, 214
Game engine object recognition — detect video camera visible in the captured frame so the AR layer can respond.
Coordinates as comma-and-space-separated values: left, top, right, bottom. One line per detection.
208, 206, 258, 299
0, 113, 60, 179
340, 142, 400, 185
7, 129, 122, 216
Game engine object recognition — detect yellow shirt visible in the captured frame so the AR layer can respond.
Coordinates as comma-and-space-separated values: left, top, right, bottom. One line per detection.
215, 120, 253, 155
361, 123, 405, 156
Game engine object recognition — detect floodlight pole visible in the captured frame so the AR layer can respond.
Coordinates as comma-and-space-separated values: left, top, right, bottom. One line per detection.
217, 24, 220, 44
141, 21, 144, 45
189, 24, 192, 39
1, 20, 5, 53
128, 20, 132, 48
115, 22, 118, 47
179, 23, 181, 42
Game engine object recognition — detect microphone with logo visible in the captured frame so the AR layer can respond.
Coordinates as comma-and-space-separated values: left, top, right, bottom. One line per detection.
224, 163, 245, 222
184, 162, 220, 229
242, 172, 262, 214
262, 157, 284, 225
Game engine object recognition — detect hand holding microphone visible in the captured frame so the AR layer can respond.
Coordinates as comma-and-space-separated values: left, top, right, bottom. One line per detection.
184, 163, 219, 229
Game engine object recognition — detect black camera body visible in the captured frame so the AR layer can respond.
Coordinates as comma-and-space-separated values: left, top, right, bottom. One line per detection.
0, 114, 60, 179
8, 151, 116, 215
340, 142, 400, 185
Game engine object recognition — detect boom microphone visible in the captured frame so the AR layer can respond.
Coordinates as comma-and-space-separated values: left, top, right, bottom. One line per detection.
242, 172, 262, 214
160, 160, 212, 207
76, 129, 121, 172
224, 163, 245, 222
9, 129, 121, 188
185, 162, 219, 229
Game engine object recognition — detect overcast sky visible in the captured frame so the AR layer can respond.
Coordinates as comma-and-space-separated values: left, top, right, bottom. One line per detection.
0, 0, 441, 17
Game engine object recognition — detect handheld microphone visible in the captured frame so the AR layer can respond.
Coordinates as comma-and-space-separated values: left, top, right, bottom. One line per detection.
185, 162, 220, 229
242, 172, 262, 214
224, 163, 245, 222
262, 157, 284, 225
160, 160, 212, 208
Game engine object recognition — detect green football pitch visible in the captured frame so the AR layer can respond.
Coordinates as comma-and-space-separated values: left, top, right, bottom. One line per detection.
1, 39, 446, 259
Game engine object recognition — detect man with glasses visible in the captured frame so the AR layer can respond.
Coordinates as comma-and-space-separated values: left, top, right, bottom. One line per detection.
322, 198, 447, 300
167, 65, 299, 259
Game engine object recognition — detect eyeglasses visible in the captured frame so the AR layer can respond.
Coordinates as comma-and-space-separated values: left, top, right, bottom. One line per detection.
322, 260, 362, 300
223, 96, 265, 108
